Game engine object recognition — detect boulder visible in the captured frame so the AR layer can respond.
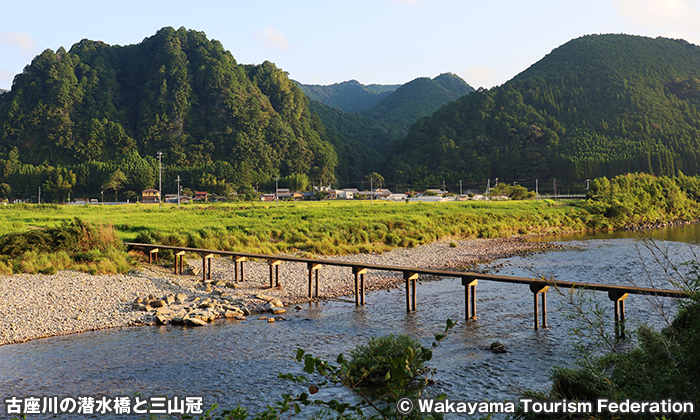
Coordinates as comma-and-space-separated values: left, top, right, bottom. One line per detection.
271, 308, 287, 315
175, 293, 188, 303
163, 295, 175, 305
268, 297, 284, 308
267, 317, 275, 323
489, 342, 507, 354
187, 265, 201, 276
155, 315, 170, 325
155, 307, 173, 316
224, 310, 240, 318
150, 300, 166, 308
225, 282, 238, 289
185, 317, 208, 326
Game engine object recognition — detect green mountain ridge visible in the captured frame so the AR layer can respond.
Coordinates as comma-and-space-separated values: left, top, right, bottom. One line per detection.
295, 80, 399, 114
0, 27, 337, 197
300, 73, 474, 185
361, 73, 475, 135
387, 34, 700, 188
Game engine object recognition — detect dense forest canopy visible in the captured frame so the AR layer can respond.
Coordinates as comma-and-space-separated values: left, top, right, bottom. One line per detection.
387, 34, 700, 189
4, 30, 700, 200
0, 27, 337, 199
300, 73, 474, 186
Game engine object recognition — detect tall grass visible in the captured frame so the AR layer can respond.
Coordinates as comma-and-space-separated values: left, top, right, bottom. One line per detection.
0, 218, 133, 274
0, 200, 594, 258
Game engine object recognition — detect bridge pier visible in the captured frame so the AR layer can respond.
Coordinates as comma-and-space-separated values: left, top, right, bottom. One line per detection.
404, 272, 418, 312
308, 263, 321, 298
609, 291, 629, 340
201, 254, 213, 281
530, 283, 549, 330
269, 259, 282, 288
233, 256, 246, 282
148, 248, 159, 264
174, 251, 185, 274
462, 278, 478, 320
353, 267, 367, 305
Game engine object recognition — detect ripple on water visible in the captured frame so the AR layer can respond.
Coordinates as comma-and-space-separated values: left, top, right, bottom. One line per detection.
1, 233, 697, 419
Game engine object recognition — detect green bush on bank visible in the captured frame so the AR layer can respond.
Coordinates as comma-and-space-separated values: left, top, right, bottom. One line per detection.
347, 334, 431, 387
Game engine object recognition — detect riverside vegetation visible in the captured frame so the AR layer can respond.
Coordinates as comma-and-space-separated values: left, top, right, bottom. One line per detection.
0, 172, 699, 275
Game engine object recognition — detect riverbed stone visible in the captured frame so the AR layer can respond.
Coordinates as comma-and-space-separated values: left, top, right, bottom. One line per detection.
269, 297, 284, 308
150, 299, 166, 308
489, 342, 507, 353
184, 317, 208, 326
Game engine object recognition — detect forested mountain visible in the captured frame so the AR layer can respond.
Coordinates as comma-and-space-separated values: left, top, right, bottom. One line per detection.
387, 34, 700, 187
301, 73, 474, 185
296, 80, 399, 113
308, 100, 397, 186
0, 27, 336, 199
360, 73, 474, 135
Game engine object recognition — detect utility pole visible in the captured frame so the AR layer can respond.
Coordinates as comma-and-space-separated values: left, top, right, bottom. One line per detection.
536, 179, 539, 199
460, 180, 463, 195
370, 177, 373, 206
177, 175, 181, 208
38, 187, 41, 205
101, 190, 103, 204
487, 179, 490, 201
586, 178, 591, 193
275, 176, 279, 207
553, 178, 557, 197
157, 151, 163, 210
442, 180, 446, 193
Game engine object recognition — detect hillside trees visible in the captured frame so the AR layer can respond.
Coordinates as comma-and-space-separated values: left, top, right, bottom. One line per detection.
387, 34, 700, 187
0, 27, 337, 197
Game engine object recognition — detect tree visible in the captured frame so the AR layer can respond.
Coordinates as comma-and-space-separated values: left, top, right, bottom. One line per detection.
102, 169, 127, 202
282, 173, 310, 192
42, 167, 77, 202
365, 172, 385, 189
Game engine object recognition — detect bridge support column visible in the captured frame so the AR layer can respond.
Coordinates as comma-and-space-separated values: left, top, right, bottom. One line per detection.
403, 272, 418, 312
609, 291, 629, 340
174, 251, 185, 274
530, 283, 549, 331
233, 256, 246, 282
201, 253, 213, 281
269, 259, 282, 288
353, 267, 367, 305
308, 263, 321, 298
148, 248, 159, 264
462, 278, 478, 320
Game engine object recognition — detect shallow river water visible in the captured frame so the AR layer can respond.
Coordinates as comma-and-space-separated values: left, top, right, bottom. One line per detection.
1, 225, 699, 419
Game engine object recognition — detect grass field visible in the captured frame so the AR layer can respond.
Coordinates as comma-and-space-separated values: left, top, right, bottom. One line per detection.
0, 199, 596, 257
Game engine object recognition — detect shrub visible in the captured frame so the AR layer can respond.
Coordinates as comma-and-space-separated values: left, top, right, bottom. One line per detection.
347, 334, 431, 386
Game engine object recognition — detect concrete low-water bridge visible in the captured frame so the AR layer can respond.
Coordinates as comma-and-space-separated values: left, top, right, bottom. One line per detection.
126, 242, 689, 340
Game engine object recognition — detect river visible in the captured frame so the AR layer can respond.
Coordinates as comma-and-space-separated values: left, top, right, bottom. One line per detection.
1, 225, 698, 419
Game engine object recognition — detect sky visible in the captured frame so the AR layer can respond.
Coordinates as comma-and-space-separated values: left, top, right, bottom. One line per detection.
2, 0, 700, 91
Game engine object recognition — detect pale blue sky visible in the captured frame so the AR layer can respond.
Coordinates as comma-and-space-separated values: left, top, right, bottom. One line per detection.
2, 0, 700, 91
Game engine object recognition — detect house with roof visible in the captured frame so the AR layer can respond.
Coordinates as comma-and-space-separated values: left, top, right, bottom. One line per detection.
141, 189, 160, 203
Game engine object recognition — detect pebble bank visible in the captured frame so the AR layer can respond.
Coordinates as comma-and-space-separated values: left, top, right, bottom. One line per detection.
0, 236, 558, 346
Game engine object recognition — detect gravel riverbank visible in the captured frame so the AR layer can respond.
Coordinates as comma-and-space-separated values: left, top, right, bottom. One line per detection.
0, 236, 558, 346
